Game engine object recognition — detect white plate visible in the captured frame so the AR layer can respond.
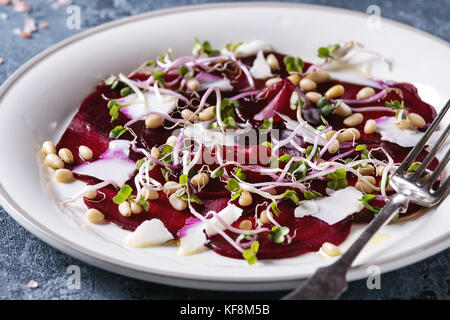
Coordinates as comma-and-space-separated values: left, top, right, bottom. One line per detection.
0, 3, 449, 291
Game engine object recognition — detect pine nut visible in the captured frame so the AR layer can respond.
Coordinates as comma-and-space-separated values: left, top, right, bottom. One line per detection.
260, 210, 271, 224
58, 148, 74, 164
191, 173, 210, 188
131, 201, 143, 214
198, 106, 215, 121
356, 87, 375, 100
299, 78, 317, 91
79, 145, 93, 161
326, 130, 337, 140
45, 154, 64, 169
150, 147, 160, 159
356, 176, 376, 193
186, 78, 200, 91
181, 109, 198, 122
408, 113, 426, 128
325, 84, 345, 99
239, 219, 253, 230
166, 135, 178, 147
328, 140, 340, 154
337, 128, 360, 142
54, 169, 75, 183
265, 77, 282, 87
364, 119, 377, 134
169, 194, 188, 211
84, 190, 97, 200
41, 141, 56, 155
266, 54, 279, 71
118, 201, 131, 217
321, 242, 341, 257
142, 188, 159, 200
358, 164, 375, 175
343, 113, 364, 127
145, 114, 164, 129
395, 119, 411, 129
85, 208, 105, 224
305, 92, 323, 104
334, 102, 352, 118
306, 70, 330, 84
238, 190, 253, 207
287, 74, 301, 86
163, 181, 179, 196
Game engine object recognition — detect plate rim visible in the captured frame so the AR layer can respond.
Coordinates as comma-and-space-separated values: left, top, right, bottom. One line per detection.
0, 1, 449, 291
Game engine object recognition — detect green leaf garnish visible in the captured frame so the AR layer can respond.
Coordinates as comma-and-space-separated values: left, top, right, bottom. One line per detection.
386, 100, 407, 118
136, 158, 147, 170
283, 189, 300, 206
210, 98, 238, 129
137, 197, 150, 211
105, 75, 119, 89
152, 71, 166, 86
259, 118, 274, 133
225, 41, 243, 52
120, 87, 133, 97
317, 44, 340, 59
283, 56, 304, 73
180, 192, 204, 205
268, 226, 290, 244
262, 141, 273, 148
303, 190, 323, 200
271, 201, 281, 217
179, 174, 188, 186
306, 145, 321, 161
359, 194, 381, 213
109, 125, 128, 139
278, 154, 292, 163
327, 168, 348, 190
192, 38, 220, 57
242, 241, 259, 265
211, 167, 225, 179
233, 168, 247, 181
225, 178, 241, 193
113, 185, 133, 205
178, 66, 189, 77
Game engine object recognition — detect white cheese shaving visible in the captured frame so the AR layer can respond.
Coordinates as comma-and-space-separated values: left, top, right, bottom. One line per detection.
197, 78, 233, 92
125, 219, 173, 248
221, 40, 273, 58
73, 158, 135, 186
294, 187, 364, 225
120, 92, 178, 120
183, 123, 235, 146
177, 223, 207, 256
250, 50, 273, 79
204, 204, 243, 236
376, 116, 442, 148
108, 140, 131, 158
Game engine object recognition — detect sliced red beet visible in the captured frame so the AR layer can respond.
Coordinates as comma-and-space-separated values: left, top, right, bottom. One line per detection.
254, 79, 297, 121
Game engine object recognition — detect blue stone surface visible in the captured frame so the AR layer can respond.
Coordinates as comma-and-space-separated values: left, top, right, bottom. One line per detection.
0, 0, 449, 300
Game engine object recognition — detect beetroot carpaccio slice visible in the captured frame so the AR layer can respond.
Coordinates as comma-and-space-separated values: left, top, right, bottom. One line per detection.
51, 40, 440, 263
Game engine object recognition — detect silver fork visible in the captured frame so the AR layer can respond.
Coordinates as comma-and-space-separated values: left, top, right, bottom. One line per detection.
283, 99, 450, 300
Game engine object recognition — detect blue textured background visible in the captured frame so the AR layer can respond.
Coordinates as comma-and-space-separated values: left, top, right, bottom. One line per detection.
0, 0, 449, 300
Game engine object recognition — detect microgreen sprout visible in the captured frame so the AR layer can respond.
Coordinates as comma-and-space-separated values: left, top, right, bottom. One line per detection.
210, 98, 239, 129
137, 197, 150, 211
192, 38, 220, 57
107, 100, 124, 122
136, 157, 147, 170
258, 118, 274, 134
268, 226, 290, 244
109, 125, 128, 139
327, 168, 348, 190
317, 44, 340, 59
242, 240, 259, 265
225, 178, 243, 201
283, 56, 304, 73
113, 185, 134, 204
104, 75, 119, 90
359, 194, 381, 213
303, 190, 323, 200
211, 167, 225, 179
386, 100, 407, 118
225, 41, 243, 52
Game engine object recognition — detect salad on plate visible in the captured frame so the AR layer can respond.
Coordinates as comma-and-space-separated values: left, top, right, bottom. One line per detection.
40, 39, 441, 265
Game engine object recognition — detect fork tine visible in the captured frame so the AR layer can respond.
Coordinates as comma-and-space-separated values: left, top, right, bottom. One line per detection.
426, 147, 450, 188
396, 99, 450, 175
411, 124, 450, 180
434, 175, 450, 205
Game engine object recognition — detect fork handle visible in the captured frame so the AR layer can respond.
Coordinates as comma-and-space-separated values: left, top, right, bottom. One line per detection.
336, 193, 409, 270
283, 193, 409, 300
